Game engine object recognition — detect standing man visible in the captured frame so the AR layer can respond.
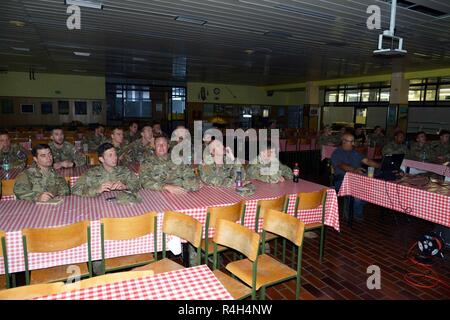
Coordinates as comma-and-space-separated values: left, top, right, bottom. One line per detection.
140, 136, 200, 194
72, 143, 140, 197
13, 144, 69, 202
0, 131, 28, 169
331, 133, 380, 220
431, 130, 450, 163
382, 131, 408, 156
82, 124, 107, 152
124, 121, 140, 143
49, 128, 86, 169
122, 125, 155, 163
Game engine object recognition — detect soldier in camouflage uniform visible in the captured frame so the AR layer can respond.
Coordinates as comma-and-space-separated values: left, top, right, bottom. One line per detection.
0, 132, 28, 169
49, 128, 86, 169
152, 122, 168, 138
431, 130, 450, 163
124, 121, 140, 143
106, 127, 128, 163
82, 124, 107, 152
247, 142, 293, 183
317, 126, 339, 146
382, 131, 408, 156
407, 131, 435, 162
122, 125, 155, 163
72, 143, 140, 198
14, 144, 69, 202
140, 136, 201, 194
369, 126, 386, 147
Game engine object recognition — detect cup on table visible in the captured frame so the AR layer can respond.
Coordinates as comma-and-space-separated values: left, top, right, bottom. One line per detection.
368, 167, 375, 178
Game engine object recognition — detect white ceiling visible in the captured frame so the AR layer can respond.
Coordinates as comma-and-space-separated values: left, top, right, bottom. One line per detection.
0, 0, 449, 85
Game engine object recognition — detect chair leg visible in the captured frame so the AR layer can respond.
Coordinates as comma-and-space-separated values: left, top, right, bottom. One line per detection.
291, 245, 296, 268
259, 286, 266, 300
274, 239, 278, 257
282, 239, 286, 263
296, 274, 301, 300
251, 287, 257, 300
319, 227, 326, 263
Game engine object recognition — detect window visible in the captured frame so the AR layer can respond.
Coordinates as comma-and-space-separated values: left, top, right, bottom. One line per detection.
361, 89, 379, 102
1, 99, 14, 114
379, 88, 390, 102
75, 101, 87, 115
325, 91, 338, 103
58, 101, 70, 115
21, 104, 34, 113
408, 87, 423, 101
425, 85, 437, 101
171, 87, 185, 120
92, 101, 102, 115
438, 85, 450, 101
345, 89, 360, 102
41, 102, 53, 114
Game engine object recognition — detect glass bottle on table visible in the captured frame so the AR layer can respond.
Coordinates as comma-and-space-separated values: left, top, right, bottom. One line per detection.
293, 163, 300, 183
235, 169, 242, 189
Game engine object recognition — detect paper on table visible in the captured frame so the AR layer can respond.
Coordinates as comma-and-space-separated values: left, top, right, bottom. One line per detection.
167, 236, 182, 255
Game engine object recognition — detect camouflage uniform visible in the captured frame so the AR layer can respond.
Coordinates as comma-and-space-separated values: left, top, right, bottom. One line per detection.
199, 159, 245, 188
105, 139, 127, 160
382, 142, 408, 156
317, 135, 339, 146
72, 165, 140, 197
247, 158, 293, 183
0, 144, 28, 169
122, 139, 154, 163
140, 155, 200, 191
124, 131, 140, 144
407, 142, 435, 161
431, 141, 450, 162
48, 141, 86, 167
369, 134, 386, 147
13, 164, 70, 201
82, 134, 108, 152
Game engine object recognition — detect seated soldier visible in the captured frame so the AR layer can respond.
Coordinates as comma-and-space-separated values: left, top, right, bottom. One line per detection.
124, 121, 140, 143
247, 141, 293, 183
122, 125, 155, 163
0, 131, 28, 169
199, 139, 246, 187
369, 126, 386, 147
82, 124, 107, 152
407, 131, 435, 162
382, 130, 408, 156
169, 125, 189, 150
431, 130, 450, 163
140, 136, 200, 194
13, 144, 70, 202
317, 125, 339, 146
49, 128, 86, 169
152, 122, 167, 138
107, 127, 127, 163
354, 126, 367, 146
72, 143, 140, 198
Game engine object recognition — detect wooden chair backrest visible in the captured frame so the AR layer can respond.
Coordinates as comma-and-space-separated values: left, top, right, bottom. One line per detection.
264, 209, 305, 247
296, 189, 327, 210
163, 211, 202, 248
32, 139, 50, 147
1, 180, 15, 197
0, 282, 65, 300
207, 201, 244, 228
100, 212, 157, 241
257, 195, 286, 219
86, 152, 99, 165
22, 220, 89, 253
213, 220, 260, 262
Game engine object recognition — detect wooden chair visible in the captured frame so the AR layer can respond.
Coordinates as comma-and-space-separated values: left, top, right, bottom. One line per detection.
0, 231, 11, 289
22, 220, 92, 285
32, 139, 50, 148
99, 212, 158, 274
202, 201, 245, 266
132, 211, 202, 275
294, 189, 328, 262
0, 282, 65, 300
86, 152, 99, 165
254, 195, 288, 257
62, 270, 154, 292
285, 138, 298, 152
1, 180, 15, 201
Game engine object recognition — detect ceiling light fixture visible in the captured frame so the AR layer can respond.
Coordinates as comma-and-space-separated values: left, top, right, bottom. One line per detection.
11, 47, 30, 52
175, 16, 207, 25
132, 57, 146, 62
73, 51, 91, 56
9, 20, 25, 27
65, 0, 103, 10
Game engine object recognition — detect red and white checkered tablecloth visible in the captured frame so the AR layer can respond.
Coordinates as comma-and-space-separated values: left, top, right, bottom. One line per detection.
402, 159, 450, 178
0, 180, 339, 274
34, 264, 233, 300
338, 172, 450, 227
0, 168, 24, 181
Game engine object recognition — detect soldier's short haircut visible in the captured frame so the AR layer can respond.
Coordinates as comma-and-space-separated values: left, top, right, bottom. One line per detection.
32, 144, 51, 157
97, 142, 115, 158
93, 123, 104, 131
51, 127, 64, 134
154, 136, 168, 144
416, 131, 426, 138
111, 127, 123, 133
394, 130, 405, 137
439, 129, 449, 136
0, 130, 9, 136
141, 124, 152, 132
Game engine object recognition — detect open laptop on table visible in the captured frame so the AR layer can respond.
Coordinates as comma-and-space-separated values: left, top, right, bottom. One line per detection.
375, 153, 405, 181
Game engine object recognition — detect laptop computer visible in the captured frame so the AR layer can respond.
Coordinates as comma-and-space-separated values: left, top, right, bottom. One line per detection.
375, 153, 405, 181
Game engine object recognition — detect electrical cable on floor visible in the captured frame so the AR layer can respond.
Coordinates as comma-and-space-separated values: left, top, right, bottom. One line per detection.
403, 242, 450, 289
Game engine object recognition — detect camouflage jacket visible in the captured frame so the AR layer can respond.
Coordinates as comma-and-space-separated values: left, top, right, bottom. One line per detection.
48, 141, 86, 167
369, 134, 386, 146
0, 144, 28, 169
82, 134, 108, 152
431, 141, 450, 162
13, 164, 70, 201
140, 155, 200, 191
72, 165, 140, 197
317, 135, 339, 146
105, 139, 127, 160
382, 142, 408, 156
247, 158, 293, 183
124, 131, 140, 144
407, 142, 436, 162
199, 161, 246, 187
122, 139, 154, 163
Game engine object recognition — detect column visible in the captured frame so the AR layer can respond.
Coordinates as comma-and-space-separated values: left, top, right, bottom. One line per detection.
388, 72, 409, 136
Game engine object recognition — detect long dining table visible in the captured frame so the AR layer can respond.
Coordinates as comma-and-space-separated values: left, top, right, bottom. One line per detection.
0, 179, 339, 275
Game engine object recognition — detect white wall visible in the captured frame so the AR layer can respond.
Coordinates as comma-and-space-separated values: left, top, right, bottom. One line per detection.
407, 107, 450, 133
366, 107, 387, 129
322, 107, 354, 126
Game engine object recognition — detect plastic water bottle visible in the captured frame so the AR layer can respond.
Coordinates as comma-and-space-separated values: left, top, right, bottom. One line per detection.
235, 170, 242, 189
2, 157, 10, 179
293, 163, 300, 183
421, 151, 427, 162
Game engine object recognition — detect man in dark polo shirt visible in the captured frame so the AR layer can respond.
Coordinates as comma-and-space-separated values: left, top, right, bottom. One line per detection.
331, 132, 380, 220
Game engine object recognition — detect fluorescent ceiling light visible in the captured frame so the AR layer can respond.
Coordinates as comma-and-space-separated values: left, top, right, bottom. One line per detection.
65, 0, 103, 9
132, 57, 146, 62
243, 114, 252, 118
175, 16, 207, 25
11, 47, 30, 52
74, 51, 91, 56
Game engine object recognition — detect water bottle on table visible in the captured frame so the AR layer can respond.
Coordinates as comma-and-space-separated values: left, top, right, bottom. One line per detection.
2, 156, 10, 179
